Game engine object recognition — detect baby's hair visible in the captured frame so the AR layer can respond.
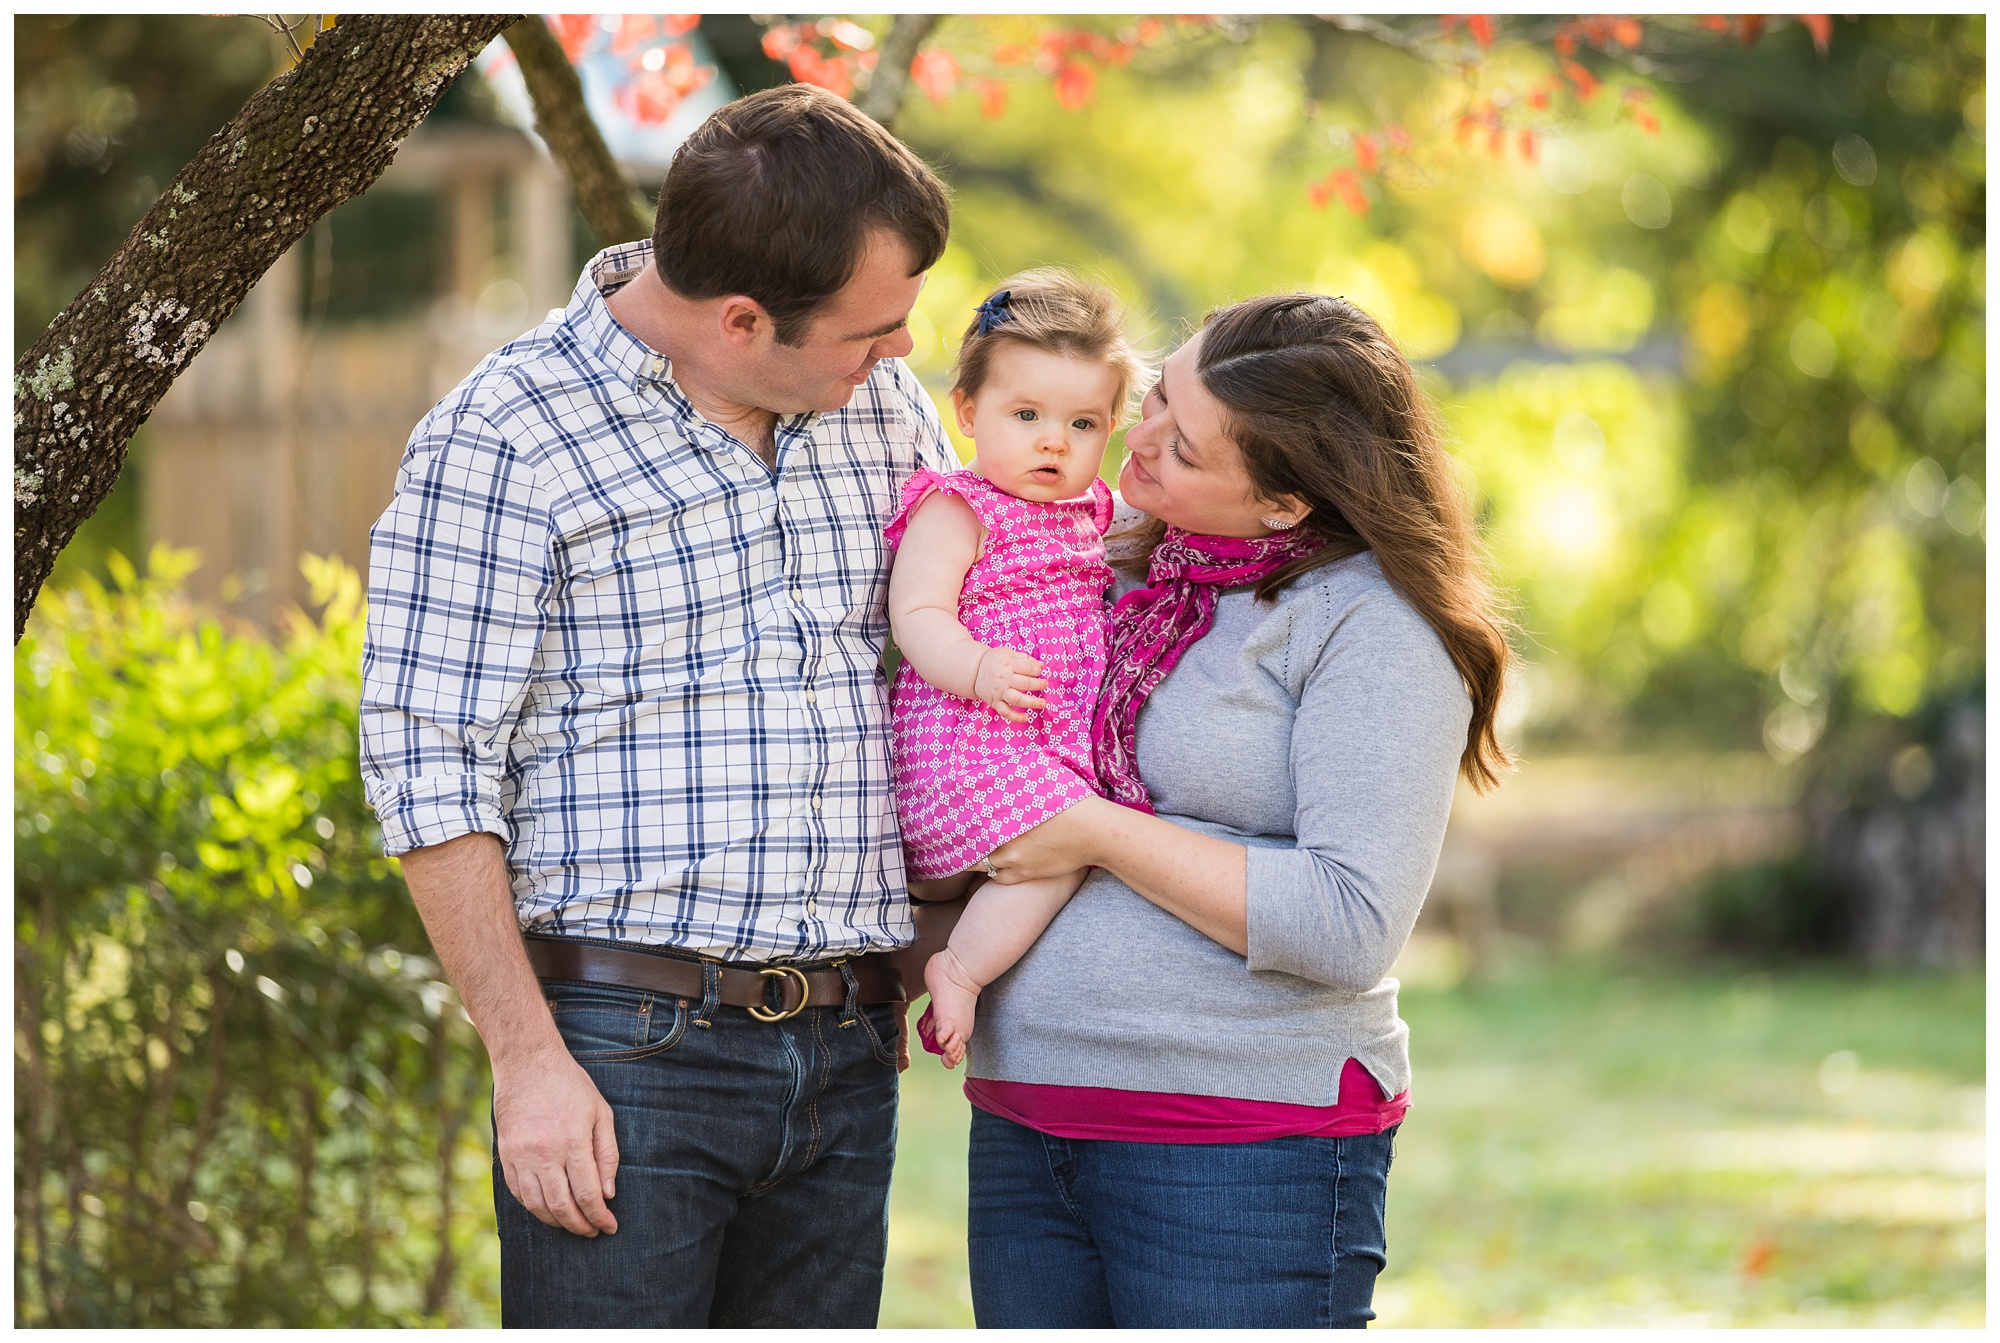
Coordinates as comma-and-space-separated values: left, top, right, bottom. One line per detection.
950, 268, 1148, 421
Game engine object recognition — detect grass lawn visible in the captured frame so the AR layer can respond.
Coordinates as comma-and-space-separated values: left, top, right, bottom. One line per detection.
877, 966, 1985, 1328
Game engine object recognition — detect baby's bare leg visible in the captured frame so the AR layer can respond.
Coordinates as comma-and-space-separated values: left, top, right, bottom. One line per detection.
924, 869, 1087, 1068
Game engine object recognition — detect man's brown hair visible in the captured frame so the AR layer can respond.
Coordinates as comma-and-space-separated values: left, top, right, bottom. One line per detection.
653, 84, 951, 345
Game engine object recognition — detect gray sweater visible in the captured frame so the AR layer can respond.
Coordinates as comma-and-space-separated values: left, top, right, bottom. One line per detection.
967, 548, 1472, 1107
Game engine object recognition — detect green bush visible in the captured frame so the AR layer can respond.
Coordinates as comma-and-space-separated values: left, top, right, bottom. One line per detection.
15, 549, 497, 1326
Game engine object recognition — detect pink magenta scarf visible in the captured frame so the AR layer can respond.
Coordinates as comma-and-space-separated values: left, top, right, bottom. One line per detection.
1090, 526, 1325, 812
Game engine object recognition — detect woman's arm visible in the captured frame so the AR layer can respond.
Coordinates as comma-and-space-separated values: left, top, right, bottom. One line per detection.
886, 491, 1047, 721
984, 796, 1250, 953
985, 583, 1471, 988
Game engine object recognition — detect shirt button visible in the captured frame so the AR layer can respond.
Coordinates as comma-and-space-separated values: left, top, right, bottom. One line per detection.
810, 795, 823, 811
805, 899, 819, 916
790, 590, 806, 605
804, 689, 818, 705
648, 355, 667, 378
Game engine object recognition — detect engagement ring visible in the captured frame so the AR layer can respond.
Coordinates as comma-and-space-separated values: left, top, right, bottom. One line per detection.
981, 856, 999, 878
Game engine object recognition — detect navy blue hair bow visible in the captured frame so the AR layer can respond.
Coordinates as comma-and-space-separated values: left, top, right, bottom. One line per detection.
973, 291, 1014, 337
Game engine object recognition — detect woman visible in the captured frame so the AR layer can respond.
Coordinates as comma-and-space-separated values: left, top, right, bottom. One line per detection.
936, 293, 1511, 1328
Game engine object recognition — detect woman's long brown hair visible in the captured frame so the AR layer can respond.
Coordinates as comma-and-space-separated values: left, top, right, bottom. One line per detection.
1117, 293, 1514, 790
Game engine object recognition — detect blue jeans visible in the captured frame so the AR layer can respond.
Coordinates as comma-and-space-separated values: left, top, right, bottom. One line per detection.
967, 1109, 1396, 1328
494, 969, 902, 1327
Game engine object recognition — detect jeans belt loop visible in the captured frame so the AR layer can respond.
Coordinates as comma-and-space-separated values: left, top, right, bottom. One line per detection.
695, 958, 720, 1027
836, 959, 861, 1028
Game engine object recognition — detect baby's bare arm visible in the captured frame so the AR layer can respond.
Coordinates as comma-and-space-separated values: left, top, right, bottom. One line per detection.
887, 492, 1047, 720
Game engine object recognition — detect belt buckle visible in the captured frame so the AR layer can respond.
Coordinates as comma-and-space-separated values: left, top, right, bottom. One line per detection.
748, 965, 811, 1022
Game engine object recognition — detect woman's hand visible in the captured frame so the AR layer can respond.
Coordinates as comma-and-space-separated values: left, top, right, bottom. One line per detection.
974, 646, 1048, 722
990, 795, 1251, 955
985, 796, 1115, 882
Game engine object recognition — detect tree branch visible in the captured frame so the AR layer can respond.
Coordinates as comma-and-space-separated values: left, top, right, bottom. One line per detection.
12, 13, 520, 641
501, 16, 652, 248
857, 15, 942, 129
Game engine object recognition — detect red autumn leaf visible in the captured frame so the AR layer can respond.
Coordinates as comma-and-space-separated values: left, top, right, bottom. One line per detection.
788, 46, 853, 99
979, 77, 1009, 120
659, 14, 700, 39
1354, 133, 1380, 173
1612, 18, 1644, 48
1518, 128, 1538, 161
1633, 108, 1660, 135
1528, 83, 1551, 110
1554, 28, 1576, 56
859, 49, 879, 71
610, 14, 658, 56
1467, 14, 1496, 48
1331, 168, 1369, 215
1800, 14, 1831, 53
910, 48, 958, 104
1737, 15, 1766, 45
1137, 17, 1164, 42
1741, 1238, 1776, 1277
761, 24, 800, 60
1563, 60, 1600, 100
1386, 123, 1411, 153
1438, 15, 1464, 36
1699, 14, 1732, 32
993, 43, 1030, 65
1457, 114, 1479, 146
1308, 175, 1333, 210
1054, 60, 1098, 111
1487, 126, 1505, 157
547, 14, 598, 63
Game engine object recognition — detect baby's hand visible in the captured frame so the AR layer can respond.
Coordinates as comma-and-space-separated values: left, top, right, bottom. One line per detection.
974, 646, 1048, 722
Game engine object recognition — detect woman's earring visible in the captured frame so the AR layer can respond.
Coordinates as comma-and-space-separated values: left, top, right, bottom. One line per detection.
1261, 516, 1297, 531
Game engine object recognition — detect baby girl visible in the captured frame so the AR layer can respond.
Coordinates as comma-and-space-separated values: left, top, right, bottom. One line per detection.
885, 270, 1144, 1068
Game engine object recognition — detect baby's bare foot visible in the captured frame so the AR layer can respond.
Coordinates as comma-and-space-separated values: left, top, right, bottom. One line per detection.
923, 948, 984, 1070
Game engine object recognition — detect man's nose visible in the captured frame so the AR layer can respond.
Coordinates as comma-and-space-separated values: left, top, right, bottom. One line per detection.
876, 327, 915, 360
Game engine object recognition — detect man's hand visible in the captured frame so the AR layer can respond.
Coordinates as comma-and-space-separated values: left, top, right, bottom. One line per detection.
974, 646, 1048, 722
492, 1044, 621, 1236
396, 832, 623, 1238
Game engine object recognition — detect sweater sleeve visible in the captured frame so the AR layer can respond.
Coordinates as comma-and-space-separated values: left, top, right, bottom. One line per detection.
1242, 581, 1472, 993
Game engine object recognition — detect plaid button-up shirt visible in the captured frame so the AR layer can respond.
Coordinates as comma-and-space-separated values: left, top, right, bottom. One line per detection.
361, 241, 957, 961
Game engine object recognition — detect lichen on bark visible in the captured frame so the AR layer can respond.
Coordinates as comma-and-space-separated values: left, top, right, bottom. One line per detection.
12, 13, 520, 640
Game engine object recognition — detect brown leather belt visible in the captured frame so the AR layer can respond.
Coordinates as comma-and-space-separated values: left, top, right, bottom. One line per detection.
522, 935, 904, 1022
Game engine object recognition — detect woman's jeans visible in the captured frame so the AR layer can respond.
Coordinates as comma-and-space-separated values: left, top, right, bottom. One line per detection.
494, 976, 902, 1328
967, 1108, 1396, 1328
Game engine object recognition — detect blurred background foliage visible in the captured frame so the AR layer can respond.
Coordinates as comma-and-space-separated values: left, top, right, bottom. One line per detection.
13, 11, 1983, 1327
15, 551, 495, 1325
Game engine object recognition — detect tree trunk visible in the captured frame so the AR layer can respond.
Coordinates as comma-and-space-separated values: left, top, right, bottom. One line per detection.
502, 16, 652, 248
857, 15, 942, 128
12, 13, 520, 641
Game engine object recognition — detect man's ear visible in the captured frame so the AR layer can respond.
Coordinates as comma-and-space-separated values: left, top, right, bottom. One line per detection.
950, 387, 978, 439
717, 296, 772, 348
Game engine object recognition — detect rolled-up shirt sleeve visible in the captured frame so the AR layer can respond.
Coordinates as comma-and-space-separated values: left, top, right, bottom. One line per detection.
360, 411, 552, 857
1243, 592, 1472, 994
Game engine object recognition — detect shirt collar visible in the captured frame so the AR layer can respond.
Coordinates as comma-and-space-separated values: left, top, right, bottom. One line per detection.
567, 239, 673, 391
562, 238, 828, 455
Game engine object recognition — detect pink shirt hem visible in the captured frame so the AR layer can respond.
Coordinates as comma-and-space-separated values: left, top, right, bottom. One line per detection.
964, 1057, 1409, 1144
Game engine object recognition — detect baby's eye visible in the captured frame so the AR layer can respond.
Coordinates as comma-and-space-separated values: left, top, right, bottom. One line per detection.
1071, 418, 1096, 432
1014, 408, 1038, 422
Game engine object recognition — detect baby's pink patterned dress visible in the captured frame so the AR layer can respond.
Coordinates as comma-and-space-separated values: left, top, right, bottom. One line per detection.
885, 468, 1114, 880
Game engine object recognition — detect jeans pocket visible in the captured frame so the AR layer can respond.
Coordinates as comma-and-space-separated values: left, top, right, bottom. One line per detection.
853, 999, 903, 1068
547, 983, 690, 1061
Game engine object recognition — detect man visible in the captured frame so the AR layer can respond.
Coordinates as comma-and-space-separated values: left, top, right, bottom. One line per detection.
359, 84, 955, 1327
